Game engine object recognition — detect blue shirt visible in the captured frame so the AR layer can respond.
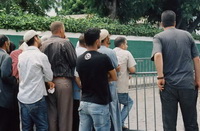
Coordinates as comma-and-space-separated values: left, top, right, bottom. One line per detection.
98, 45, 118, 68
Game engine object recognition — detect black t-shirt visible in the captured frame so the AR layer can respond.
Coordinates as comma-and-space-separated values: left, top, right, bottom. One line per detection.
76, 51, 114, 105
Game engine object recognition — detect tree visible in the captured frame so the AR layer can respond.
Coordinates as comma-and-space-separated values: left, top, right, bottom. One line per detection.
143, 0, 200, 33
0, 0, 57, 16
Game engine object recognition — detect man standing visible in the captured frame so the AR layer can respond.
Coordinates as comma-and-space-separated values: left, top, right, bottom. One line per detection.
113, 37, 136, 131
77, 28, 117, 131
73, 34, 87, 131
98, 29, 122, 131
151, 10, 200, 131
10, 40, 26, 131
41, 21, 77, 131
0, 35, 17, 131
18, 30, 54, 130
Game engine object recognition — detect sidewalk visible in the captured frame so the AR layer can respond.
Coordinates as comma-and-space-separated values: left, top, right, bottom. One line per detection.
126, 87, 200, 131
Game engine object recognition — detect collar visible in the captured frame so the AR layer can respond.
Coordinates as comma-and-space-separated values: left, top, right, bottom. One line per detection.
51, 35, 61, 38
0, 48, 7, 53
27, 46, 40, 51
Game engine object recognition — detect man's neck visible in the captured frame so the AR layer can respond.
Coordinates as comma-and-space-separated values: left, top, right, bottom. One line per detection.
87, 46, 98, 51
0, 47, 6, 52
164, 26, 175, 30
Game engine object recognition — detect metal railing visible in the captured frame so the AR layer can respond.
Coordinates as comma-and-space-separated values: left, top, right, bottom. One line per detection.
127, 72, 158, 131
135, 58, 156, 72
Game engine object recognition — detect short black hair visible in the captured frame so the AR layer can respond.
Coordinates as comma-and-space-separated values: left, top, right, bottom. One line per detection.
0, 35, 9, 47
26, 35, 37, 46
84, 28, 100, 46
161, 10, 176, 28
114, 37, 126, 47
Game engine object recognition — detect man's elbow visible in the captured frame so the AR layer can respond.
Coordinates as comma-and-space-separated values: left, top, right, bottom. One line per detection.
129, 67, 136, 73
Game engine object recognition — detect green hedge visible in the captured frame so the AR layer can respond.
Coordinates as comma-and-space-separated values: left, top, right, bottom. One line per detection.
0, 13, 200, 41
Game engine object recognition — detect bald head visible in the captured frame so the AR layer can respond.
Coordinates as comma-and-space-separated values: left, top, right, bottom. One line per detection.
50, 21, 65, 34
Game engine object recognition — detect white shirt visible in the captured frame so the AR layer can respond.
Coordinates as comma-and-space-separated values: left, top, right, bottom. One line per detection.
18, 46, 53, 104
113, 47, 136, 93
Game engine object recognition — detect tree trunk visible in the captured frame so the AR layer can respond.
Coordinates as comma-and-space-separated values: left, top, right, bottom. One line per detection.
187, 15, 200, 33
105, 0, 117, 19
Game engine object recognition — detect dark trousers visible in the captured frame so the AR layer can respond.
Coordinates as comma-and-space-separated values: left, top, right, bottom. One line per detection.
73, 99, 80, 131
160, 86, 198, 131
0, 106, 20, 131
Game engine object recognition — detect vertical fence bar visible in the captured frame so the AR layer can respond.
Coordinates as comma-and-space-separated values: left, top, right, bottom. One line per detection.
135, 74, 139, 130
143, 74, 147, 130
153, 75, 157, 131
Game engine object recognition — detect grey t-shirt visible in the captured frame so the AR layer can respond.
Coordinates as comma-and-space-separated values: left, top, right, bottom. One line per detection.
151, 28, 199, 89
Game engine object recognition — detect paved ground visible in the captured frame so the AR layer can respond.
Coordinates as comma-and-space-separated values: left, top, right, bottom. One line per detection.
125, 86, 200, 131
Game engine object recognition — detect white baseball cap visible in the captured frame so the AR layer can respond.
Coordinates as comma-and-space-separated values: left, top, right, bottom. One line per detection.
23, 30, 41, 43
100, 29, 109, 42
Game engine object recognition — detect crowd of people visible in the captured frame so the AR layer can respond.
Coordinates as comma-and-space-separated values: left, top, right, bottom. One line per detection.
0, 10, 199, 131
0, 20, 136, 131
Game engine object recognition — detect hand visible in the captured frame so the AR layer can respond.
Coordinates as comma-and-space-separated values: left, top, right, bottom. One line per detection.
116, 65, 121, 72
157, 79, 165, 91
195, 80, 200, 90
47, 82, 55, 89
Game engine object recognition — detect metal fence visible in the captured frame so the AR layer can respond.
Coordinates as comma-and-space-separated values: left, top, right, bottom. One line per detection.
135, 58, 156, 72
127, 72, 158, 131
127, 62, 200, 131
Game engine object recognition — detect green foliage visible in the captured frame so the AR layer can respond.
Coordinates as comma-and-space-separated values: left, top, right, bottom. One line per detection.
57, 0, 87, 15
0, 0, 57, 16
0, 13, 199, 40
0, 14, 162, 37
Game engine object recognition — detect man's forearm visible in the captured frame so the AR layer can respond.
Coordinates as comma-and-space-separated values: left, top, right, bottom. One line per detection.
193, 56, 200, 81
154, 53, 164, 77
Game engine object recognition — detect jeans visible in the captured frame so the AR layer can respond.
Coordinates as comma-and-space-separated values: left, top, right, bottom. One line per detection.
109, 82, 122, 131
78, 101, 110, 131
160, 86, 198, 131
118, 93, 133, 126
20, 97, 48, 131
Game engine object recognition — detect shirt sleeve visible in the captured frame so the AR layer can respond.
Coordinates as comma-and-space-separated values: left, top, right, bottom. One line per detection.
151, 35, 162, 61
41, 55, 53, 82
1, 56, 17, 85
63, 41, 77, 68
111, 51, 118, 69
127, 51, 137, 68
105, 55, 114, 71
189, 34, 199, 58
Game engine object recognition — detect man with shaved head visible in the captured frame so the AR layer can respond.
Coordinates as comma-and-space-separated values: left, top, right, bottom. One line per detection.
41, 21, 77, 131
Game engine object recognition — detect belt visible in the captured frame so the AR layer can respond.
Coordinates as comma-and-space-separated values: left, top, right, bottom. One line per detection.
53, 77, 67, 79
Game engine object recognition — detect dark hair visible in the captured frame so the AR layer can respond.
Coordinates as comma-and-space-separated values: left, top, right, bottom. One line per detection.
79, 34, 85, 46
161, 10, 176, 28
8, 42, 16, 54
114, 37, 126, 47
0, 35, 8, 47
26, 35, 37, 46
84, 28, 100, 46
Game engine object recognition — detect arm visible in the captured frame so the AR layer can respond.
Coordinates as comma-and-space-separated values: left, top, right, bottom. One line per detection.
193, 56, 200, 89
1, 56, 17, 85
154, 52, 165, 90
108, 69, 117, 82
75, 77, 82, 88
41, 55, 53, 82
128, 66, 136, 73
63, 41, 77, 68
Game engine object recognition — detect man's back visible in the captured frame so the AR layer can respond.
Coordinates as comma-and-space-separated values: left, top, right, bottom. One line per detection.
152, 28, 199, 88
76, 51, 113, 105
41, 36, 77, 78
113, 47, 136, 93
18, 46, 53, 104
0, 49, 16, 109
